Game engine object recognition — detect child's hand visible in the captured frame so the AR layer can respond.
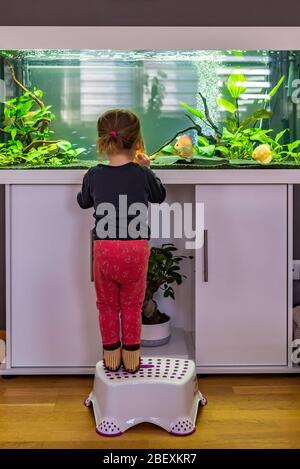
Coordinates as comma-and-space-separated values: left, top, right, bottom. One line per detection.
135, 153, 151, 167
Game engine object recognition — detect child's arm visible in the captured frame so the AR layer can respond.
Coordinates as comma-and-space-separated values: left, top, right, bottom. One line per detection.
77, 171, 94, 209
145, 168, 166, 204
135, 153, 166, 203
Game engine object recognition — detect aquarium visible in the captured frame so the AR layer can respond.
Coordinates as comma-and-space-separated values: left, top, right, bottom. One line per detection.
1, 49, 300, 169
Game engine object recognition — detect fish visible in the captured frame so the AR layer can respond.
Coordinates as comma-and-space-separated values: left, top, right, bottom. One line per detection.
252, 144, 273, 164
174, 134, 194, 158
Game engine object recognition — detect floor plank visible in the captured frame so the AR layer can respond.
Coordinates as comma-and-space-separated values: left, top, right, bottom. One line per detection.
0, 374, 300, 448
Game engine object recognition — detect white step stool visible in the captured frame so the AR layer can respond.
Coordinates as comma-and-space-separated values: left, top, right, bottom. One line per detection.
84, 356, 207, 436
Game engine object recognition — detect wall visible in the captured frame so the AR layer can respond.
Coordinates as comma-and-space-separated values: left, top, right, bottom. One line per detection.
0, 187, 5, 329
1, 1, 300, 26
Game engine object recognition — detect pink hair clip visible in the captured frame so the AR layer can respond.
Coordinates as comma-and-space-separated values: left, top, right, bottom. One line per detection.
109, 130, 118, 138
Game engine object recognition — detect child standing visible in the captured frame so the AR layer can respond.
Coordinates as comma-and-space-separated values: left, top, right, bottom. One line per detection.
77, 109, 166, 373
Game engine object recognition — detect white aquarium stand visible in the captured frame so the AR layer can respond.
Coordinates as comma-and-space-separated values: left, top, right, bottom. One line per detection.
84, 356, 207, 436
1, 170, 300, 375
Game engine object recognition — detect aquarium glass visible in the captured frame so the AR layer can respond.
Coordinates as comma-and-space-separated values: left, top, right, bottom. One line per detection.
1, 50, 300, 168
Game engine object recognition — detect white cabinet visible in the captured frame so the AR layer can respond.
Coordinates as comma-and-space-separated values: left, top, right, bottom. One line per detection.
3, 181, 293, 374
5, 183, 195, 372
8, 184, 101, 367
195, 184, 288, 367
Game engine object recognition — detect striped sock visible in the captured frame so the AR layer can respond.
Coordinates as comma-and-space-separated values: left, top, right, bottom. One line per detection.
103, 347, 121, 371
122, 348, 141, 373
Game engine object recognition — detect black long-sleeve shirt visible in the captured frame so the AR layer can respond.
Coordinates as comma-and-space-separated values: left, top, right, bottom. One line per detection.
77, 162, 166, 240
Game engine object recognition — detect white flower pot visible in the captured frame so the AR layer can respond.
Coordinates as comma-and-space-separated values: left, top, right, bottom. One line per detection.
141, 318, 171, 347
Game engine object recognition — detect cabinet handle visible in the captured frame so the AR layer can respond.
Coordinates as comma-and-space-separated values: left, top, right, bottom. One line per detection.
90, 229, 94, 282
203, 229, 208, 282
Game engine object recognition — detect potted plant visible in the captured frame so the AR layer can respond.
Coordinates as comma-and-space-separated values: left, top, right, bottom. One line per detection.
141, 243, 192, 347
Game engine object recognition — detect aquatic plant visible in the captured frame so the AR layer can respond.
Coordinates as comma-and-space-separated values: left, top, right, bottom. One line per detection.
142, 244, 192, 326
151, 71, 300, 166
0, 59, 85, 167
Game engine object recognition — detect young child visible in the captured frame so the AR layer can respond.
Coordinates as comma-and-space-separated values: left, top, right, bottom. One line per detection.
77, 109, 166, 373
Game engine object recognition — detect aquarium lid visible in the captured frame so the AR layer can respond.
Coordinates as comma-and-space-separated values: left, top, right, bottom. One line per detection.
1, 27, 300, 51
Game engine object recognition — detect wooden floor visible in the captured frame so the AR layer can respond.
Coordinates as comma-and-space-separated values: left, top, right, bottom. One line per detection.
1, 374, 300, 449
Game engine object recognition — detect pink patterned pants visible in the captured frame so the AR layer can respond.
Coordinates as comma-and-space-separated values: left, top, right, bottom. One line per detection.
93, 240, 150, 346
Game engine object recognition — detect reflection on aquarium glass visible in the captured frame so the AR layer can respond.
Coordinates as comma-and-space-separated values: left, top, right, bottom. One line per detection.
1, 49, 300, 168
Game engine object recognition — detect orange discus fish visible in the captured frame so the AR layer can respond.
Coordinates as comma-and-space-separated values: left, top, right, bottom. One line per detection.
174, 134, 194, 158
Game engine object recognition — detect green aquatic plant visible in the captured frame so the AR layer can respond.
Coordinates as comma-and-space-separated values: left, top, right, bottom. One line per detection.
151, 70, 300, 166
0, 60, 85, 167
216, 72, 282, 132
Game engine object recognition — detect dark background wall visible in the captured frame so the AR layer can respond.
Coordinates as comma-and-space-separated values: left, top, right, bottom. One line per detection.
1, 3, 300, 330
1, 1, 300, 26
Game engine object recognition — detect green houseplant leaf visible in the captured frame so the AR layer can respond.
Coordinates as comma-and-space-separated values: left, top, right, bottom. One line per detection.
142, 244, 192, 325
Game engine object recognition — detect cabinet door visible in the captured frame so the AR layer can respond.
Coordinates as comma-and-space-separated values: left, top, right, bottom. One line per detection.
10, 185, 101, 367
195, 185, 287, 367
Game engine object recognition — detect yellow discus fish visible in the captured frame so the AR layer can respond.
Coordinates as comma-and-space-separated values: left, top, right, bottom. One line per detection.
252, 144, 273, 165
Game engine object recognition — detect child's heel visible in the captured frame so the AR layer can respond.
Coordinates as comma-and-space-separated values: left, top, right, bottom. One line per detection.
103, 342, 121, 371
122, 345, 141, 373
